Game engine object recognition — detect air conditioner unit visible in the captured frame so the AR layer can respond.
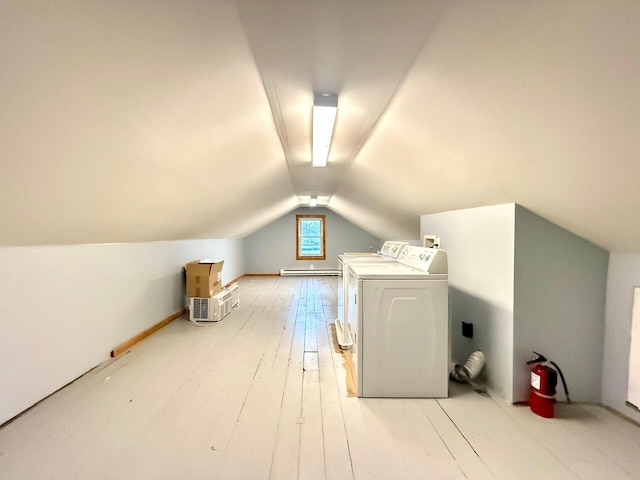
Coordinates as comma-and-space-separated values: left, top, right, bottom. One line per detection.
190, 286, 237, 323
227, 283, 240, 309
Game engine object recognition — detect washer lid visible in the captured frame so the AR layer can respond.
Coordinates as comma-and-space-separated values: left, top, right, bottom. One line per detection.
340, 255, 399, 265
348, 262, 447, 281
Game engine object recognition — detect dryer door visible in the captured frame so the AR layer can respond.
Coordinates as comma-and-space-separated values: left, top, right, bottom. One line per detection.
361, 279, 449, 397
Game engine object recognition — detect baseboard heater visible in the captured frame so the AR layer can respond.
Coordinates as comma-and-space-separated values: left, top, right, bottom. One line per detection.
279, 268, 340, 277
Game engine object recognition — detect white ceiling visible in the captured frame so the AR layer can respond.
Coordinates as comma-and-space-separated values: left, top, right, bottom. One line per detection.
1, 0, 639, 251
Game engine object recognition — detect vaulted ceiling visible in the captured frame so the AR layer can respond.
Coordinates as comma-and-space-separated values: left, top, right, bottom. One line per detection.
1, 0, 639, 251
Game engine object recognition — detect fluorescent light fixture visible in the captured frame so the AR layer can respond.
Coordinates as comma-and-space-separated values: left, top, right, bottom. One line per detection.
309, 196, 318, 207
312, 93, 338, 167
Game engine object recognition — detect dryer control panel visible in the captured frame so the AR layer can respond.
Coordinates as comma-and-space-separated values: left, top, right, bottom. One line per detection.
379, 241, 409, 259
399, 246, 448, 274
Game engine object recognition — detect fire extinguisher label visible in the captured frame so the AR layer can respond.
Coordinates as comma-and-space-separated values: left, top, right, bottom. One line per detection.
531, 371, 541, 390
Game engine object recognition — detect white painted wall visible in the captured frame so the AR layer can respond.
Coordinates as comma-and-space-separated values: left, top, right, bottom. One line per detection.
514, 206, 608, 403
422, 204, 609, 403
421, 204, 516, 401
603, 253, 640, 424
244, 207, 381, 273
0, 239, 244, 425
627, 288, 640, 411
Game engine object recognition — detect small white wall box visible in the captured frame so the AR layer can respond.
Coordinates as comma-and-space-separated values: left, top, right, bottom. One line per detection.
423, 235, 441, 248
190, 285, 238, 322
423, 235, 437, 248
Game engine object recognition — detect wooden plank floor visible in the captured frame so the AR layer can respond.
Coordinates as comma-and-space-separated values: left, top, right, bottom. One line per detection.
1, 276, 639, 479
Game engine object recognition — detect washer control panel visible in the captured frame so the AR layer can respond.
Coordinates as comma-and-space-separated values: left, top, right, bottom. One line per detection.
379, 241, 409, 259
399, 246, 448, 274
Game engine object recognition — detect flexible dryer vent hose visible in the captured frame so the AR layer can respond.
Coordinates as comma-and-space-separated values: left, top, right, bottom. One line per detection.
451, 351, 487, 394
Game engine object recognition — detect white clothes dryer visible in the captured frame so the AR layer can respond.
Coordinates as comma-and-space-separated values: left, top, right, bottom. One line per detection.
335, 241, 409, 349
347, 246, 449, 398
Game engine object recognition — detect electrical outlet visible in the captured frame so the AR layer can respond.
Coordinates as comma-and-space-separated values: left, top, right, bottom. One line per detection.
462, 321, 473, 338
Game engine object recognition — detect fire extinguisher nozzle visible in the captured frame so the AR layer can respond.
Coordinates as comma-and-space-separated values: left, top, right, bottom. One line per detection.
550, 360, 571, 404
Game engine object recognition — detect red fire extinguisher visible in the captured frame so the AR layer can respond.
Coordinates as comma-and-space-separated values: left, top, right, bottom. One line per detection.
526, 352, 571, 418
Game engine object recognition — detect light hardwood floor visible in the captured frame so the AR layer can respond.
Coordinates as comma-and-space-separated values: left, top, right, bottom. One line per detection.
1, 276, 639, 479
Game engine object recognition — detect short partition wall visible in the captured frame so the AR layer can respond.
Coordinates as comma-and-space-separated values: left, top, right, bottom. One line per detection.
421, 203, 608, 403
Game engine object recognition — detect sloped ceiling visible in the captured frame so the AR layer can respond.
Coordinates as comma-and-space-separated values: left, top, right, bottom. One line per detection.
1, 0, 639, 252
0, 0, 297, 245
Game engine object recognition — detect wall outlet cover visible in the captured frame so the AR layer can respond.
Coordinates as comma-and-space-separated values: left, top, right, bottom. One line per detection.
462, 321, 473, 338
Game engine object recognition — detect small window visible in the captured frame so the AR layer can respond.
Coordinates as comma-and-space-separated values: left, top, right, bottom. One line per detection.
296, 214, 326, 260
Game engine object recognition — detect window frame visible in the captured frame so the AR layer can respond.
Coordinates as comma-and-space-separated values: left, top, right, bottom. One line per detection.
296, 214, 326, 261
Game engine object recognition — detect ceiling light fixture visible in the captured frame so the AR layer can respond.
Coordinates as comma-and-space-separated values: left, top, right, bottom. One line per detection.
309, 196, 318, 207
312, 93, 338, 167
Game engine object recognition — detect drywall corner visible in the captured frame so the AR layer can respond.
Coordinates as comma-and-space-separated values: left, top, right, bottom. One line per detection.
514, 205, 607, 403
421, 203, 516, 401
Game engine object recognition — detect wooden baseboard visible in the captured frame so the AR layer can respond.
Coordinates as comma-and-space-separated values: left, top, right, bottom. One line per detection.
110, 307, 188, 358
603, 404, 640, 427
225, 274, 245, 287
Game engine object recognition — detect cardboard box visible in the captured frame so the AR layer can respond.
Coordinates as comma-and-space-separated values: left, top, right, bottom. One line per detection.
185, 260, 224, 297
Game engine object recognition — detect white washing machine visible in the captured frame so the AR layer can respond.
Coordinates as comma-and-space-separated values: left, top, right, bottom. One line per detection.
335, 241, 409, 349
347, 246, 449, 398
336, 240, 409, 275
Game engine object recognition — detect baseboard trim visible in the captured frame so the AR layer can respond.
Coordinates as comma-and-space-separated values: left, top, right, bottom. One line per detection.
225, 274, 245, 286
603, 404, 640, 427
110, 307, 188, 358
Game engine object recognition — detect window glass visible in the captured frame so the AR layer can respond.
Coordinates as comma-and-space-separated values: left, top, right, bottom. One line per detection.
296, 215, 326, 260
